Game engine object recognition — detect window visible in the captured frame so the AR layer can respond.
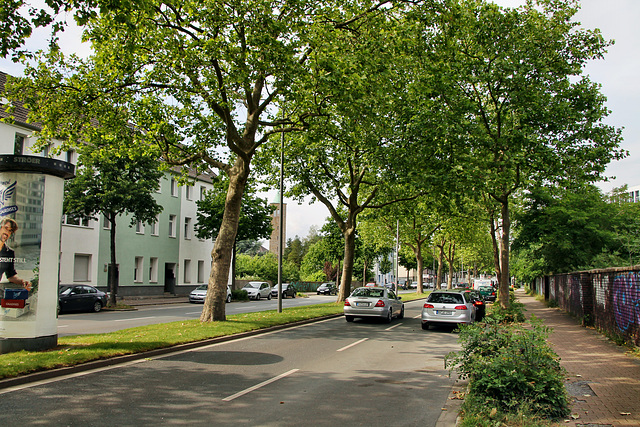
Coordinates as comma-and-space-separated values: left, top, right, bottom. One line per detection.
135, 220, 144, 234
64, 214, 91, 227
200, 186, 206, 200
184, 217, 192, 240
66, 149, 75, 164
151, 215, 159, 236
149, 257, 158, 283
73, 254, 91, 282
14, 134, 25, 155
134, 256, 144, 282
184, 259, 191, 283
197, 260, 205, 283
169, 214, 176, 237
170, 178, 177, 197
186, 185, 192, 200
42, 144, 51, 158
103, 215, 111, 230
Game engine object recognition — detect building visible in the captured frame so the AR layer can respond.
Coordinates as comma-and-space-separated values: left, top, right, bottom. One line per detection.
627, 185, 640, 203
1, 71, 217, 297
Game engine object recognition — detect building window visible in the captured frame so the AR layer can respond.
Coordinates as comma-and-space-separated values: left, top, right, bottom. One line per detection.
73, 254, 91, 282
171, 178, 177, 197
14, 134, 25, 155
134, 256, 144, 282
136, 220, 144, 234
103, 215, 111, 230
184, 259, 191, 283
42, 144, 51, 158
66, 149, 75, 164
151, 215, 159, 236
200, 186, 206, 201
64, 214, 91, 227
186, 185, 192, 200
149, 257, 158, 283
197, 260, 205, 283
184, 217, 191, 240
169, 214, 176, 237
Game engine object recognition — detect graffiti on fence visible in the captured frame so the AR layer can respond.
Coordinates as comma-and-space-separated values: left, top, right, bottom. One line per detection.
612, 272, 640, 331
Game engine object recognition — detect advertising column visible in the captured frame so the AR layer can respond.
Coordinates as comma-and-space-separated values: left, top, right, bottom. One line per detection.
0, 155, 74, 353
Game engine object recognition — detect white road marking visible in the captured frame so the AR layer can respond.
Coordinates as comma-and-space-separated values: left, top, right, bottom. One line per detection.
115, 316, 156, 322
336, 338, 368, 352
222, 369, 299, 402
385, 323, 401, 331
413, 314, 421, 319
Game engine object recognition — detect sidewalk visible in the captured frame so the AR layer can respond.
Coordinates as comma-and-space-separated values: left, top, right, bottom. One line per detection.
516, 289, 640, 426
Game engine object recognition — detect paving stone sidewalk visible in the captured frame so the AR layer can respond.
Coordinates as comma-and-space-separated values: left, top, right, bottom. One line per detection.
516, 289, 640, 427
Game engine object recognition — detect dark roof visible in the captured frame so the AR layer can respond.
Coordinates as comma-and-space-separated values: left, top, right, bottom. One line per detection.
0, 71, 39, 131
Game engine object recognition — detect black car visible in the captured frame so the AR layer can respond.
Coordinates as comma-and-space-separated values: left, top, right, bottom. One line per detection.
462, 289, 486, 321
58, 285, 108, 313
270, 283, 297, 298
317, 282, 337, 295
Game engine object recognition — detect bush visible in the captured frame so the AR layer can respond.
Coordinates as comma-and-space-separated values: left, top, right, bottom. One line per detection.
487, 290, 526, 323
232, 289, 249, 301
446, 317, 570, 421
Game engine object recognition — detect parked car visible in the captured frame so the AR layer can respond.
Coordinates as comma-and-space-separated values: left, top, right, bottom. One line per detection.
271, 283, 297, 298
243, 281, 272, 300
317, 282, 337, 295
476, 285, 496, 302
364, 282, 377, 287
189, 284, 232, 303
462, 289, 486, 321
58, 285, 108, 313
421, 290, 477, 330
344, 286, 404, 323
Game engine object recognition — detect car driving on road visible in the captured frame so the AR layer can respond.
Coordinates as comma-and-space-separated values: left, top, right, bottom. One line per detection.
58, 285, 108, 313
344, 286, 404, 323
317, 282, 337, 295
421, 289, 476, 330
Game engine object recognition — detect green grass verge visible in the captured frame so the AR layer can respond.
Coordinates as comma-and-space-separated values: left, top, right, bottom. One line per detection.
0, 292, 429, 380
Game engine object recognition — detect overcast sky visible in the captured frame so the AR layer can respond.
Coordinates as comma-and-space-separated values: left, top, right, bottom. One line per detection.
1, 0, 637, 241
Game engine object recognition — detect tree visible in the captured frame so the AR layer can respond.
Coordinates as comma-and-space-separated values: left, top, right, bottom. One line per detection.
416, 0, 625, 307
64, 144, 163, 306
8, 0, 396, 321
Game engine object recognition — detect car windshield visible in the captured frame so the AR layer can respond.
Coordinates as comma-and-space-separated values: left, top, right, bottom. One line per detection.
243, 283, 258, 289
351, 288, 385, 298
59, 286, 72, 295
428, 293, 464, 304
478, 286, 492, 292
195, 285, 207, 291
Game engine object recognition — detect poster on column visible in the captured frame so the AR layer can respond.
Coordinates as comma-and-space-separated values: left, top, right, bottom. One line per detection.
0, 172, 43, 335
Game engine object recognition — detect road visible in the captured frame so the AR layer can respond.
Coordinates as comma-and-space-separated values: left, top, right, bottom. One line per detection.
57, 294, 342, 336
1, 300, 461, 426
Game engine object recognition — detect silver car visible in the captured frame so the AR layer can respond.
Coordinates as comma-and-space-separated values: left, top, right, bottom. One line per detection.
344, 286, 404, 323
189, 284, 232, 303
421, 290, 476, 330
242, 281, 272, 300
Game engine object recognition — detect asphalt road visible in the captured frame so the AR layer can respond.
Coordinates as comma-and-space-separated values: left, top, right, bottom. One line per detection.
57, 294, 343, 336
1, 300, 461, 426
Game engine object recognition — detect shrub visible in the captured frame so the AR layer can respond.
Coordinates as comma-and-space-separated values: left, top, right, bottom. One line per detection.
487, 290, 526, 323
446, 317, 570, 420
232, 289, 249, 301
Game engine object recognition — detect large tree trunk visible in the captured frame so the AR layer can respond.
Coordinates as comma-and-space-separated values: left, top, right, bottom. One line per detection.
436, 246, 444, 290
489, 210, 502, 289
498, 197, 511, 309
200, 160, 249, 322
108, 214, 118, 307
415, 243, 424, 294
337, 226, 356, 302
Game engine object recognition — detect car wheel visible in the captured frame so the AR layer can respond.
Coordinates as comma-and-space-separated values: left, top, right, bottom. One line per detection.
226, 295, 232, 303
255, 295, 260, 300
291, 293, 295, 298
92, 301, 103, 313
267, 293, 272, 300
422, 321, 430, 330
385, 309, 392, 324
345, 315, 354, 322
398, 305, 405, 319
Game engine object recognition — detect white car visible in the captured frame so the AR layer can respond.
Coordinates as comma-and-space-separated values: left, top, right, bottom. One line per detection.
344, 286, 404, 323
421, 290, 476, 330
242, 281, 272, 300
189, 284, 232, 303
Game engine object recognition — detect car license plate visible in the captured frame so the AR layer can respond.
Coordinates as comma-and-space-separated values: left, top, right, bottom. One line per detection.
355, 302, 370, 307
436, 310, 452, 315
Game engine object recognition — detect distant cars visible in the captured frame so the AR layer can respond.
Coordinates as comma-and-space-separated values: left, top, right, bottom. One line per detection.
421, 290, 477, 330
317, 282, 337, 295
243, 281, 272, 300
344, 286, 404, 323
271, 283, 297, 298
58, 285, 108, 313
189, 284, 232, 303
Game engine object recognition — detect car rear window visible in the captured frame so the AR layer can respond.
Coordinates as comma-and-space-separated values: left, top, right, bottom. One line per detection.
427, 293, 464, 304
351, 288, 384, 298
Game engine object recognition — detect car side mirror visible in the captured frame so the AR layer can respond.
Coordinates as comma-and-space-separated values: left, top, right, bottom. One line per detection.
397, 296, 402, 300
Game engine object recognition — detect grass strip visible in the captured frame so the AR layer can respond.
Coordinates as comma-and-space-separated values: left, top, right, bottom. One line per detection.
0, 292, 428, 380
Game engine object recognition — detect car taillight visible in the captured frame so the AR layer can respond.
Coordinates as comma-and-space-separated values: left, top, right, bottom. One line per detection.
375, 300, 385, 307
423, 303, 434, 309
344, 300, 351, 306
454, 305, 468, 310
474, 301, 484, 306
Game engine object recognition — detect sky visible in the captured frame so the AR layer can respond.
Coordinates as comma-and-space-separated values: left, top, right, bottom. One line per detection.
1, 0, 638, 241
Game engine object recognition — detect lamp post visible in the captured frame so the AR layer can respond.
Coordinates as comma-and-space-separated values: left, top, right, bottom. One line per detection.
277, 110, 285, 313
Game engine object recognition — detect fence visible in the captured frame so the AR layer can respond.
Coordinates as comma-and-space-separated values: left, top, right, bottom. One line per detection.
534, 266, 640, 346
